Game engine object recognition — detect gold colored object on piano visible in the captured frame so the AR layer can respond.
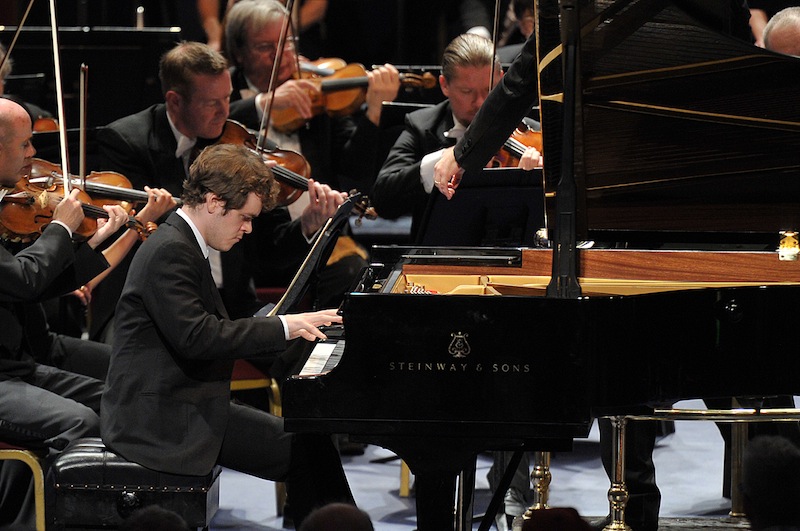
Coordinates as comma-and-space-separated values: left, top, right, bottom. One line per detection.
779, 231, 799, 261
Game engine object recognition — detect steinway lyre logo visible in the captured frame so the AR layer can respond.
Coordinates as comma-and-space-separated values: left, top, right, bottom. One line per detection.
448, 332, 471, 358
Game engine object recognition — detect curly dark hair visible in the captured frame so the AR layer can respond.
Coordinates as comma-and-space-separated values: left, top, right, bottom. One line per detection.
183, 143, 279, 213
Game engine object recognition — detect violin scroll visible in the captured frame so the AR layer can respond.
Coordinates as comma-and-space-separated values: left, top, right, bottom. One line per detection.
397, 71, 437, 90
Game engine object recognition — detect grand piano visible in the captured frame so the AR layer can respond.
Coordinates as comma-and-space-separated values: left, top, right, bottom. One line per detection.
282, 0, 800, 529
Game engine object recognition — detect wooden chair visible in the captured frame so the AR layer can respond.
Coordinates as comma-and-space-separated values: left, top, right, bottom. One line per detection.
0, 441, 46, 531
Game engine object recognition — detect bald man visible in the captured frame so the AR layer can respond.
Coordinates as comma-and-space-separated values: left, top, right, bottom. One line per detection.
763, 6, 800, 55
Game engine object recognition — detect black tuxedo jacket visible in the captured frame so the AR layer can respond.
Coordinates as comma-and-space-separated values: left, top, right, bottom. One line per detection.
371, 100, 456, 240
0, 225, 107, 377
100, 212, 287, 476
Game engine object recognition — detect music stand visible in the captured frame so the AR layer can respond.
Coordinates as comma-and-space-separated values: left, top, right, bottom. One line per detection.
254, 195, 358, 317
416, 167, 546, 247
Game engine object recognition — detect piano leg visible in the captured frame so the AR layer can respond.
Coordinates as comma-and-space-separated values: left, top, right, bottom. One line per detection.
455, 458, 477, 531
530, 450, 552, 510
605, 415, 632, 531
372, 435, 481, 531
413, 470, 460, 530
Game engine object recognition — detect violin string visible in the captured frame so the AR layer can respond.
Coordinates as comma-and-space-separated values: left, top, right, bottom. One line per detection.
505, 137, 527, 158
36, 168, 149, 204
241, 143, 309, 190
271, 164, 309, 190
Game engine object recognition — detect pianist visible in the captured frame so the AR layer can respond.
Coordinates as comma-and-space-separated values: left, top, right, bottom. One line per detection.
100, 144, 355, 528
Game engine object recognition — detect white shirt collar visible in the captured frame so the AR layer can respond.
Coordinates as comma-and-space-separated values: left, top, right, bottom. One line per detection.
236, 74, 260, 100
444, 114, 468, 140
166, 111, 197, 159
176, 208, 210, 259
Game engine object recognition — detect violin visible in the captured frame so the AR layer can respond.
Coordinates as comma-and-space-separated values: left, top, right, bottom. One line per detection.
214, 120, 376, 219
0, 174, 155, 243
487, 121, 544, 168
33, 117, 60, 132
271, 63, 438, 134
28, 158, 183, 208
299, 57, 347, 77
216, 120, 312, 206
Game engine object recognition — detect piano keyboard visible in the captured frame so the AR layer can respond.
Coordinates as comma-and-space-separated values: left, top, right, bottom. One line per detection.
298, 340, 345, 376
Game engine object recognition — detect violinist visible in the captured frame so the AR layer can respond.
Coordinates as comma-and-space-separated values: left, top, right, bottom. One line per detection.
373, 33, 542, 242
224, 0, 401, 194
95, 41, 345, 335
432, 31, 540, 200
0, 97, 131, 528
222, 0, 400, 316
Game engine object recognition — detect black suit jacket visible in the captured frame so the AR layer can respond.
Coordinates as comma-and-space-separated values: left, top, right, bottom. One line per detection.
0, 225, 107, 378
371, 100, 456, 240
100, 211, 287, 476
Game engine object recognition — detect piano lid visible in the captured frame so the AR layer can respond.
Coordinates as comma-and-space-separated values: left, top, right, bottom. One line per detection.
537, 0, 800, 242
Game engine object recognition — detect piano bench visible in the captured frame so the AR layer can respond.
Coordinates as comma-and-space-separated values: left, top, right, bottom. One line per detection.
46, 437, 220, 530
0, 441, 46, 531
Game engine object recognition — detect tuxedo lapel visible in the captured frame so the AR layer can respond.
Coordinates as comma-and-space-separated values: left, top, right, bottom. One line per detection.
168, 213, 230, 320
205, 259, 230, 320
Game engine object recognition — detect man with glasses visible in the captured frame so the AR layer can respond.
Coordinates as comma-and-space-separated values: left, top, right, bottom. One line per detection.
224, 0, 400, 195
223, 0, 401, 318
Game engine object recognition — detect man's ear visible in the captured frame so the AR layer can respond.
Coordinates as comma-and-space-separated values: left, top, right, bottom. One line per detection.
165, 90, 182, 111
206, 193, 224, 213
439, 74, 449, 98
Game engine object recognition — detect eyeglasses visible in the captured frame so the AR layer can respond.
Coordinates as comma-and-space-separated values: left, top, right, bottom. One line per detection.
249, 38, 296, 57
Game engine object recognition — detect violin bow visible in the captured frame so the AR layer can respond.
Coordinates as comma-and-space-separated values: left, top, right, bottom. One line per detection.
0, 0, 35, 76
79, 64, 88, 182
255, 0, 297, 153
489, 0, 502, 90
47, 0, 72, 194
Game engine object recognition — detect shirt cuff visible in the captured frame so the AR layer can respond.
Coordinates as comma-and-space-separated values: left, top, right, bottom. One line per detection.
277, 315, 290, 340
254, 94, 265, 122
420, 149, 444, 193
50, 220, 73, 238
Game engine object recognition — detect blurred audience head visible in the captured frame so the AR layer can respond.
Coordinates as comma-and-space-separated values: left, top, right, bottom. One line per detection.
298, 502, 374, 531
741, 435, 800, 530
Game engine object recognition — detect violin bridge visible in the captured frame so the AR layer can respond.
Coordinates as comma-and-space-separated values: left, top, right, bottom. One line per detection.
35, 190, 49, 209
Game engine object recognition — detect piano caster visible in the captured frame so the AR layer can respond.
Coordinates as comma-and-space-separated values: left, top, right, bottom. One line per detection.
605, 416, 632, 531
